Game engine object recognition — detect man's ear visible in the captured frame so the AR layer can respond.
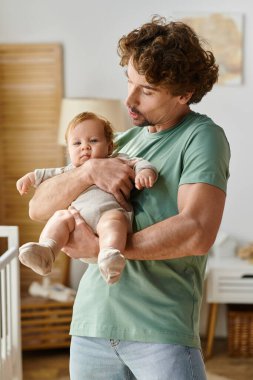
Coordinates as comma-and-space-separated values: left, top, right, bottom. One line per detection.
108, 142, 114, 156
179, 92, 193, 104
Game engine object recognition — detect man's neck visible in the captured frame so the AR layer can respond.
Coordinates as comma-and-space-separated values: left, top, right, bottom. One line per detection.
148, 107, 191, 133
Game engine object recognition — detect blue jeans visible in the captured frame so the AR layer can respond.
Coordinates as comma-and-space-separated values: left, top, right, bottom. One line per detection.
70, 336, 207, 380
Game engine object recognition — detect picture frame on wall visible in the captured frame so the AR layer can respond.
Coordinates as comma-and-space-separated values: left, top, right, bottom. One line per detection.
173, 12, 244, 85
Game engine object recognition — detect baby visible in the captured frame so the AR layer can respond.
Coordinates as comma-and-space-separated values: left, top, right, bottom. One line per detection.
17, 112, 158, 284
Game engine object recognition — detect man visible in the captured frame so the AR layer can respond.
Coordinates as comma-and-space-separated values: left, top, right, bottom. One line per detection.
30, 17, 230, 380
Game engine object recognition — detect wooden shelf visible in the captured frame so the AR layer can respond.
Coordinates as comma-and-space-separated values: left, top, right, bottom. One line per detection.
21, 296, 73, 350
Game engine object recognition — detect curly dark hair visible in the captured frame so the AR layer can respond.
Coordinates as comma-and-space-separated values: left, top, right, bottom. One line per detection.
118, 16, 219, 104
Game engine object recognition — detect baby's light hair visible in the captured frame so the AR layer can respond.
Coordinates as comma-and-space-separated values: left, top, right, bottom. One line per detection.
65, 111, 115, 146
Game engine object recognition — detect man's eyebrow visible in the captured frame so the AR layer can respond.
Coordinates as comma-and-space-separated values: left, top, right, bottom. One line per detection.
124, 69, 159, 91
142, 84, 159, 91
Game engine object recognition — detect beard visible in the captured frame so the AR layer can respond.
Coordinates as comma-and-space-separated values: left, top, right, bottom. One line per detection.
137, 119, 151, 127
129, 107, 154, 128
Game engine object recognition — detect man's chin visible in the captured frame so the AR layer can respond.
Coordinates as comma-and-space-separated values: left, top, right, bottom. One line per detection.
132, 119, 150, 128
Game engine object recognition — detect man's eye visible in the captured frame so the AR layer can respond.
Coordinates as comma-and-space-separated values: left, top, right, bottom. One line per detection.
143, 90, 152, 96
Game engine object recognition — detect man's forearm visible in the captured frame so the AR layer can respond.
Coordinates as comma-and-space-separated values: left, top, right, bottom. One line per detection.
29, 165, 92, 221
125, 183, 225, 261
124, 212, 212, 261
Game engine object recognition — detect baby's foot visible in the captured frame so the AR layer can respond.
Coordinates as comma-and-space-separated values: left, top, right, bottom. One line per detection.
98, 248, 126, 285
19, 242, 56, 276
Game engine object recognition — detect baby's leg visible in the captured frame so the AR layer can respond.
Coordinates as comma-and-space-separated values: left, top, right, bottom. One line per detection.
19, 210, 75, 276
97, 210, 130, 284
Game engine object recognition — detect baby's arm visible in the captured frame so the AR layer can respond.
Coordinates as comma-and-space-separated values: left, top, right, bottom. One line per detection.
16, 172, 36, 195
123, 156, 158, 190
135, 168, 157, 190
16, 166, 71, 196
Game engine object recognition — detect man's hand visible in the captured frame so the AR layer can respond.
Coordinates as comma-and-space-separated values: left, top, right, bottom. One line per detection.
62, 207, 99, 260
29, 157, 135, 221
88, 158, 135, 210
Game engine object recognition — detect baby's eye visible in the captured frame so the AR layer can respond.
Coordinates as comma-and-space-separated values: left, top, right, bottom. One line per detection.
90, 138, 98, 143
73, 141, 81, 146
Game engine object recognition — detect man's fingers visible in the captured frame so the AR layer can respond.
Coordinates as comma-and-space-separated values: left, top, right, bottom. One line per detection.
116, 166, 135, 194
62, 246, 70, 255
117, 182, 133, 200
68, 206, 83, 221
114, 190, 132, 211
68, 206, 78, 213
127, 167, 136, 183
119, 161, 136, 183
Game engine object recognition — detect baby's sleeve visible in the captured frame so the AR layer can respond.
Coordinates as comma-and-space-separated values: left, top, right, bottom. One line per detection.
134, 158, 158, 180
34, 164, 73, 187
117, 153, 158, 180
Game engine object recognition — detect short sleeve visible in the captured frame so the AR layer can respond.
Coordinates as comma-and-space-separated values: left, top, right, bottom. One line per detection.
179, 125, 230, 193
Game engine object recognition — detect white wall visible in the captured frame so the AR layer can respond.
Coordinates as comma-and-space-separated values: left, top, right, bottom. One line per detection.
1, 0, 252, 337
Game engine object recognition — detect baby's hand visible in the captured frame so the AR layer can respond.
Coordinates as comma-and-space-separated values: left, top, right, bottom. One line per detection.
135, 169, 157, 190
16, 172, 35, 195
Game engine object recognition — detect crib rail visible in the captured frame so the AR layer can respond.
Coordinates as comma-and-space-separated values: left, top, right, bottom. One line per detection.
0, 226, 22, 380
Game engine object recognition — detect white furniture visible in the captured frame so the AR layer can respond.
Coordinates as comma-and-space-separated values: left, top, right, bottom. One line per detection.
205, 255, 253, 358
0, 226, 22, 380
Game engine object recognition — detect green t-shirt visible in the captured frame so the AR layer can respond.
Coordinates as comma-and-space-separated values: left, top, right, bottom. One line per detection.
70, 111, 230, 348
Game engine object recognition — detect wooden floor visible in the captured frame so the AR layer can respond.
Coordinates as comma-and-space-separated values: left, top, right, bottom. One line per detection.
22, 339, 253, 380
204, 339, 253, 380
22, 348, 70, 380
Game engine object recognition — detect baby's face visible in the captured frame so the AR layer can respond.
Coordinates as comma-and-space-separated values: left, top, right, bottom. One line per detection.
67, 119, 112, 167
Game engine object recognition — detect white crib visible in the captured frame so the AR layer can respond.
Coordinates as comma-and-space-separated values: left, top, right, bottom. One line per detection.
0, 226, 22, 380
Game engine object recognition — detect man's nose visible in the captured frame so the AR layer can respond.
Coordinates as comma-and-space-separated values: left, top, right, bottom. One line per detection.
125, 87, 139, 108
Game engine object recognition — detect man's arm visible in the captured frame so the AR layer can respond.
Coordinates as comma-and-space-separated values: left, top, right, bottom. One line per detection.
62, 182, 226, 261
125, 183, 226, 259
29, 158, 135, 222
